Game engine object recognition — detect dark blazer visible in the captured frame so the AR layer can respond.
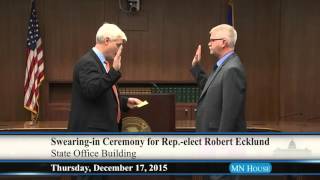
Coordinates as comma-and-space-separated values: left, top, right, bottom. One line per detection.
191, 53, 246, 132
68, 49, 128, 132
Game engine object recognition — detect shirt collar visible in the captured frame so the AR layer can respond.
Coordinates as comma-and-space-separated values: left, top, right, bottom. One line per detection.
92, 47, 105, 65
216, 51, 234, 67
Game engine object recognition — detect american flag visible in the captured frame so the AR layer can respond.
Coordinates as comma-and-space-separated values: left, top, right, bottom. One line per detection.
24, 0, 44, 115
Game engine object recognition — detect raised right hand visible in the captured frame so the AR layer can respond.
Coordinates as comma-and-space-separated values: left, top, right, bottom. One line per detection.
113, 45, 123, 71
192, 45, 201, 67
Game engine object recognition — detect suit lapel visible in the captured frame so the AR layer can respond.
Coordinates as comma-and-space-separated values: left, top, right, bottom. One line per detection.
198, 53, 236, 101
198, 65, 222, 100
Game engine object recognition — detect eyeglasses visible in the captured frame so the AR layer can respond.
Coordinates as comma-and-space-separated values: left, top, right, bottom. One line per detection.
209, 38, 224, 43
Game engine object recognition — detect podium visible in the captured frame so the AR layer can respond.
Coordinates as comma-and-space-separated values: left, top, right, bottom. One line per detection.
122, 93, 175, 132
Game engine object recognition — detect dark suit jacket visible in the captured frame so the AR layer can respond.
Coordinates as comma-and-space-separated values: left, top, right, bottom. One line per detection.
191, 53, 246, 132
68, 49, 128, 132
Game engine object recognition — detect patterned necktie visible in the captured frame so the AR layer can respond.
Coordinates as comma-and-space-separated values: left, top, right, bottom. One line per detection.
104, 61, 121, 123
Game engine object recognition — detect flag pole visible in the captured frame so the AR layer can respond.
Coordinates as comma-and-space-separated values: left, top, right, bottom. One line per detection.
24, 112, 40, 128
23, 0, 43, 128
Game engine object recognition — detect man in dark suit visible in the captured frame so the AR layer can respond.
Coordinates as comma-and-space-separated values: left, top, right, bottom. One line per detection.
68, 23, 142, 180
69, 23, 142, 132
190, 24, 246, 180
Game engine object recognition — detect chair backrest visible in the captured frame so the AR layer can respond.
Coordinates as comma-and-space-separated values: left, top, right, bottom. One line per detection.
121, 116, 152, 132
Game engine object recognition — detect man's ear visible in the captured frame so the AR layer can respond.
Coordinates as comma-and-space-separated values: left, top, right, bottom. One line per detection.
104, 38, 110, 46
222, 39, 228, 48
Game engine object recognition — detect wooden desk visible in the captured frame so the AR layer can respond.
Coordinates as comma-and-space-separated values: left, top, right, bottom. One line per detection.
0, 121, 67, 131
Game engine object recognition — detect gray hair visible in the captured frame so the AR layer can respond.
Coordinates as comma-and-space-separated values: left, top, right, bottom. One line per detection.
210, 24, 237, 48
96, 23, 127, 43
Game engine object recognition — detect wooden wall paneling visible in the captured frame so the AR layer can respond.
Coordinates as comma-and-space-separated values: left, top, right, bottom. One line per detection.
235, 0, 281, 123
104, 0, 119, 23
280, 0, 320, 123
0, 0, 30, 122
280, 0, 306, 122
46, 83, 71, 121
44, 0, 105, 81
162, 0, 223, 81
118, 0, 166, 81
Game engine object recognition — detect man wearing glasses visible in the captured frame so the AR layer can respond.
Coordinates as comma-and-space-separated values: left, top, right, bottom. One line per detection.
190, 23, 246, 180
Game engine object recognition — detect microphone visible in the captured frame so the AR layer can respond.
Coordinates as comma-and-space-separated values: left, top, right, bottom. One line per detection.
150, 83, 162, 93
